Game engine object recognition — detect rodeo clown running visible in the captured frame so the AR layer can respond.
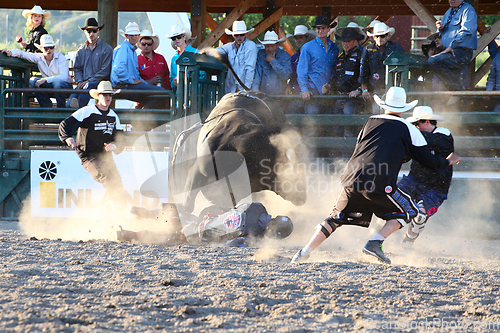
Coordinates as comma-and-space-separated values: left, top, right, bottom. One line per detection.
398, 106, 455, 247
59, 81, 126, 207
292, 87, 461, 265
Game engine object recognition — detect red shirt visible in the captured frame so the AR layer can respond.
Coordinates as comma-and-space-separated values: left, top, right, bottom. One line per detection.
138, 51, 172, 90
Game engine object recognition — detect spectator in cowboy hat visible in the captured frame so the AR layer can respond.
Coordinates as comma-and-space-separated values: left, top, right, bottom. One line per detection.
322, 22, 365, 137
287, 25, 316, 97
359, 21, 404, 114
19, 5, 50, 53
111, 22, 166, 109
218, 20, 258, 93
2, 34, 72, 108
66, 18, 113, 108
252, 31, 292, 95
398, 106, 455, 247
59, 81, 126, 209
291, 87, 460, 265
167, 24, 200, 93
138, 30, 171, 91
296, 15, 339, 116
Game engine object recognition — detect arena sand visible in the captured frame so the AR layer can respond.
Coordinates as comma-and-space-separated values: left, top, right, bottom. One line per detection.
2, 189, 500, 333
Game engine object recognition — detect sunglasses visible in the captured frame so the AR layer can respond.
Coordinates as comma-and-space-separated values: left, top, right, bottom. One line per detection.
141, 42, 153, 47
171, 35, 184, 41
233, 33, 245, 37
374, 33, 389, 38
86, 28, 99, 34
43, 46, 54, 50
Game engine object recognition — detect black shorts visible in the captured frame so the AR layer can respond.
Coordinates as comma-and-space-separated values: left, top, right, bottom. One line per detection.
329, 187, 419, 228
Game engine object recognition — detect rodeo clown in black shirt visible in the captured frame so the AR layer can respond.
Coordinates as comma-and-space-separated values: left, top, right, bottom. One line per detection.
398, 106, 455, 247
292, 87, 461, 265
59, 81, 126, 207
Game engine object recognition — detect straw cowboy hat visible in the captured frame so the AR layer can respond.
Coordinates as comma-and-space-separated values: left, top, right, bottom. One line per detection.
225, 21, 255, 35
421, 41, 437, 58
336, 22, 367, 43
34, 34, 59, 49
406, 106, 444, 123
367, 22, 396, 37
119, 22, 141, 37
426, 32, 441, 42
139, 30, 160, 50
22, 5, 51, 19
258, 31, 286, 45
79, 18, 104, 31
286, 25, 315, 39
89, 81, 120, 99
311, 15, 337, 29
374, 87, 418, 113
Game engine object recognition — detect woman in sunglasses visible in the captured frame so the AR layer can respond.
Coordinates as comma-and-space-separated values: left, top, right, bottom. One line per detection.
1, 34, 72, 108
359, 22, 404, 114
167, 24, 200, 93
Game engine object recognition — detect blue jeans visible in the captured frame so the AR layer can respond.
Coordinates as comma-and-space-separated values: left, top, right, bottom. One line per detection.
116, 82, 166, 109
333, 98, 363, 137
427, 48, 473, 91
66, 81, 99, 108
29, 78, 72, 108
397, 174, 447, 217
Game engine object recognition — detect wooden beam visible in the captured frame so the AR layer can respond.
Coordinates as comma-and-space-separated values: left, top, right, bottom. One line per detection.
206, 13, 233, 44
191, 0, 207, 47
247, 7, 283, 40
98, 0, 118, 49
473, 56, 493, 87
403, 0, 437, 32
473, 18, 500, 60
198, 0, 256, 49
278, 28, 295, 56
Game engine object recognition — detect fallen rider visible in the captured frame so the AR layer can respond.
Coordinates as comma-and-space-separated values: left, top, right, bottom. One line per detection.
118, 202, 293, 246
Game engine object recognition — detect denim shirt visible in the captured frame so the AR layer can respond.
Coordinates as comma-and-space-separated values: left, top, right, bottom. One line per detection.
252, 48, 292, 94
297, 37, 339, 95
440, 2, 477, 50
111, 40, 146, 86
218, 39, 258, 93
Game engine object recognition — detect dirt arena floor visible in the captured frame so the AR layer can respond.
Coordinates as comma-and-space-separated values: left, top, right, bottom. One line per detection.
1, 215, 500, 333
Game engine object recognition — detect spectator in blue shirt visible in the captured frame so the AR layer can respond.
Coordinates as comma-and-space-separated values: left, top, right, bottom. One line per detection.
427, 0, 477, 92
297, 15, 339, 115
111, 22, 165, 109
252, 31, 292, 95
286, 25, 315, 114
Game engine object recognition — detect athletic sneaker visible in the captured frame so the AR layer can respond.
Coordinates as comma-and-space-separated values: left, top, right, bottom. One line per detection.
362, 240, 391, 264
291, 250, 310, 264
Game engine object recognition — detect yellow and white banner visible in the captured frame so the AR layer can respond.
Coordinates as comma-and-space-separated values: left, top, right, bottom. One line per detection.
30, 150, 169, 218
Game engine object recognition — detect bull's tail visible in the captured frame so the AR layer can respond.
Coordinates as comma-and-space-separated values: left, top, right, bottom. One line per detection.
200, 47, 250, 92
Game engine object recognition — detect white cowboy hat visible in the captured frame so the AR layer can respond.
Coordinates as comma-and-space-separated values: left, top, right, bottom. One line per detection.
336, 22, 368, 44
367, 22, 396, 37
258, 31, 286, 45
406, 106, 444, 123
374, 87, 418, 113
225, 21, 255, 35
286, 25, 315, 39
119, 22, 141, 37
166, 24, 197, 42
89, 81, 120, 99
34, 34, 59, 49
139, 30, 160, 50
22, 5, 51, 19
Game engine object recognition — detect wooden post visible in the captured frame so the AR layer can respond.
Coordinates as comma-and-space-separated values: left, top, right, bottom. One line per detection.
98, 0, 118, 49
198, 0, 255, 49
191, 0, 207, 48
